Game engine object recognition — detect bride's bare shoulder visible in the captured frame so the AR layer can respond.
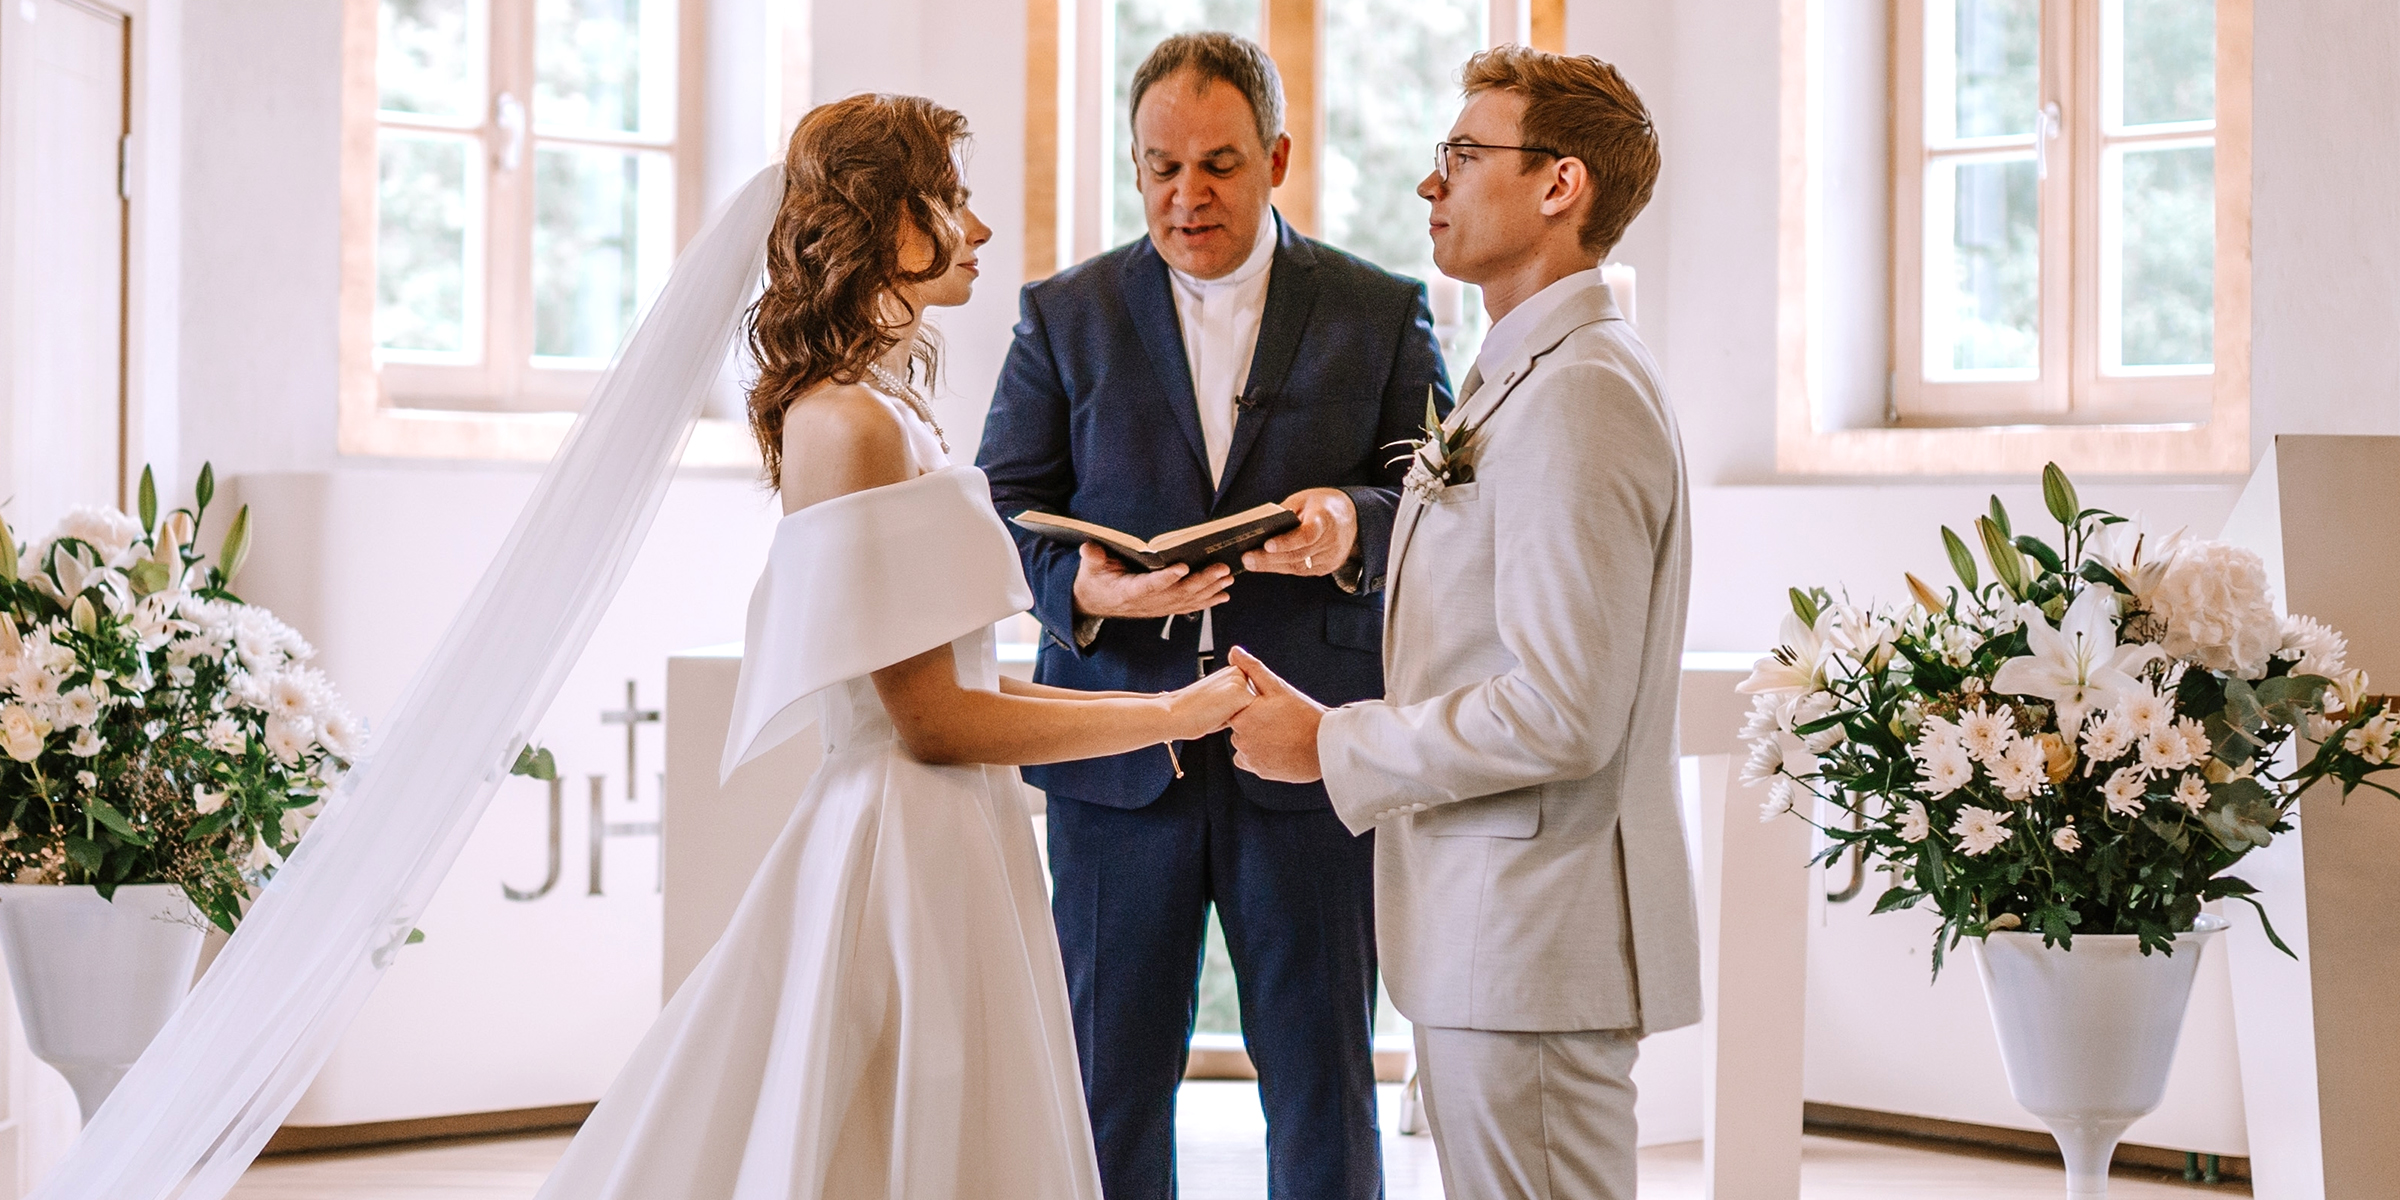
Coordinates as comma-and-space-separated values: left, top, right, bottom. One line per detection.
779, 383, 910, 513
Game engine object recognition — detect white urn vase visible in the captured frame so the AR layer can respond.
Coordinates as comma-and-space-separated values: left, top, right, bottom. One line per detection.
1971, 913, 2226, 1199
0, 883, 206, 1123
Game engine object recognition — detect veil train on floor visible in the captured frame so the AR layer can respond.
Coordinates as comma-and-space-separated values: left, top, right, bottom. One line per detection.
27, 165, 787, 1200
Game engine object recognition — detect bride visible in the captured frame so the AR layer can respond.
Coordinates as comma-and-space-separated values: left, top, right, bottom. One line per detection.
528, 94, 1256, 1199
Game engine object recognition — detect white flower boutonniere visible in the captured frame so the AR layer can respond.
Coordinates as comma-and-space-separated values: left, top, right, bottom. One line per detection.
1390, 386, 1475, 502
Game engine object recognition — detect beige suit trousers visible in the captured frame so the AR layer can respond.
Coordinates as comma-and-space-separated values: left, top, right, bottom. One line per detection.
1412, 1024, 1641, 1200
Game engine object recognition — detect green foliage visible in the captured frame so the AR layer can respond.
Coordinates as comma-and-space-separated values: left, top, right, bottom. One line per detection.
1748, 462, 2400, 975
0, 463, 352, 933
510, 744, 558, 782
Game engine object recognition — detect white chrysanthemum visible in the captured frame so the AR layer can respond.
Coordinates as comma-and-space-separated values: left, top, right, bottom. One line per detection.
203, 715, 246, 755
11, 659, 62, 706
1957, 704, 2017, 764
227, 671, 271, 713
1739, 693, 1781, 740
1951, 806, 2014, 856
1897, 799, 1932, 843
264, 714, 312, 765
1803, 721, 1847, 755
1740, 738, 1784, 786
56, 688, 100, 729
2081, 710, 2138, 764
2115, 685, 2172, 736
67, 727, 101, 757
318, 710, 363, 760
2173, 773, 2211, 813
2102, 768, 2148, 816
2151, 541, 2282, 679
266, 673, 314, 720
2168, 717, 2212, 765
2279, 614, 2349, 679
1991, 737, 2049, 801
1759, 778, 1797, 822
2053, 823, 2082, 853
1916, 742, 1973, 798
1915, 714, 1964, 753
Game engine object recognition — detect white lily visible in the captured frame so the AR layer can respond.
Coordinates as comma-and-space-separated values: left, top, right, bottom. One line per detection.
2088, 521, 2185, 602
1738, 612, 1831, 698
1989, 589, 2158, 732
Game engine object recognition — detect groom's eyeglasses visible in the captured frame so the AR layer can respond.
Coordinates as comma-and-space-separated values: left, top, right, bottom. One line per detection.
1432, 141, 1561, 182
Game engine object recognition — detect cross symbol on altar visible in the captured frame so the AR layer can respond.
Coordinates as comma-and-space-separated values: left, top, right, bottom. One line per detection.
601, 679, 662, 803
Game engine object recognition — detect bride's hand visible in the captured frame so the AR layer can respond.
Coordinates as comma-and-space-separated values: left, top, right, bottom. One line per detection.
1165, 667, 1257, 740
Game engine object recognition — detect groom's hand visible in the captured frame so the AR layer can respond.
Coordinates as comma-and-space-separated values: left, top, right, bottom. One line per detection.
1242, 488, 1357, 577
1227, 647, 1327, 784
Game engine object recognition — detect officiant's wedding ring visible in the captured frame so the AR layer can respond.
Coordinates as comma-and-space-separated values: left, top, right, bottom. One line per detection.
1304, 554, 1313, 570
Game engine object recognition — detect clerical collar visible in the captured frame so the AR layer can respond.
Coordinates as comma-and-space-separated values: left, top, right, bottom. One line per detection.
1168, 210, 1279, 292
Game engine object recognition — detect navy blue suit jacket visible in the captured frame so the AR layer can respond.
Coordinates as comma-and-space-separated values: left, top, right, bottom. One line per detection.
979, 213, 1451, 811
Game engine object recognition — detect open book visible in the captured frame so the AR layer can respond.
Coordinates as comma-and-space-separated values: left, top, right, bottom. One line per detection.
1010, 504, 1301, 571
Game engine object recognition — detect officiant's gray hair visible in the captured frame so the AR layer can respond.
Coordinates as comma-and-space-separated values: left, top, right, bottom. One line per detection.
1128, 31, 1286, 151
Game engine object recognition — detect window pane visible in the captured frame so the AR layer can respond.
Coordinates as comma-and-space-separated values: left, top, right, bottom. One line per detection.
536, 0, 676, 137
376, 132, 477, 355
379, 0, 482, 120
1935, 0, 2038, 141
1105, 0, 1264, 250
1926, 155, 2039, 377
2111, 143, 2214, 369
2117, 0, 2214, 127
1323, 0, 1485, 382
533, 145, 675, 361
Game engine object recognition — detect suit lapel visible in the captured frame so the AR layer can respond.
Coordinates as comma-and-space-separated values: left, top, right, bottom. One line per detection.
1384, 284, 1623, 641
1119, 243, 1211, 482
1212, 214, 1317, 509
1383, 361, 1476, 598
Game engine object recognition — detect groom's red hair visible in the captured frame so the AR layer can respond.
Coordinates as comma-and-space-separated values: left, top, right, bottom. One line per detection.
747, 94, 971, 484
1461, 46, 1659, 258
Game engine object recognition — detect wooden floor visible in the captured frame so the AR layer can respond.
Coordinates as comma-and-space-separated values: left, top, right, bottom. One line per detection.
229, 1083, 2246, 1199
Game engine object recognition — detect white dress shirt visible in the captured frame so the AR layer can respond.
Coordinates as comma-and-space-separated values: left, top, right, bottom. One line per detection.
1169, 212, 1280, 483
1472, 266, 1604, 395
1166, 211, 1279, 652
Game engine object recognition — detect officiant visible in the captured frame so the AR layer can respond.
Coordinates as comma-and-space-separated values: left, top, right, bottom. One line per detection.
978, 30, 1448, 1200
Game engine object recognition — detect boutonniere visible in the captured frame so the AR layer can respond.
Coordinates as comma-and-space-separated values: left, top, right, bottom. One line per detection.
1387, 386, 1475, 502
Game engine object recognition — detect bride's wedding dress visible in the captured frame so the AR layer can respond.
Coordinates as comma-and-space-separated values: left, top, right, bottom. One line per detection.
535, 391, 1104, 1200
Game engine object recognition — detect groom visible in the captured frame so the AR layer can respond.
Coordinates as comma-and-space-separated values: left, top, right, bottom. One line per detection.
1229, 47, 1700, 1200
979, 30, 1448, 1200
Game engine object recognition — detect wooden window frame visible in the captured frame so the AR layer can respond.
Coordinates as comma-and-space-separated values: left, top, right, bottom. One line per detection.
336, 0, 757, 464
1776, 0, 2250, 475
1023, 0, 1567, 282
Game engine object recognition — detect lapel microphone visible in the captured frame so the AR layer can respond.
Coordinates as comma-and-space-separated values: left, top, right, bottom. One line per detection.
1235, 390, 1263, 414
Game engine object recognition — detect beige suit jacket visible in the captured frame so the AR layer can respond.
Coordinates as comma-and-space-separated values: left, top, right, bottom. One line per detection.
1317, 280, 1701, 1034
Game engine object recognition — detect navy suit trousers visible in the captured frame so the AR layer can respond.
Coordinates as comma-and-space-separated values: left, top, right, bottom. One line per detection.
1047, 732, 1383, 1200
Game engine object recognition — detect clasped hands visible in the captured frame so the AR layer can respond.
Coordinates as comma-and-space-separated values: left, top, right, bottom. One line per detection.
1070, 488, 1358, 622
1159, 647, 1327, 785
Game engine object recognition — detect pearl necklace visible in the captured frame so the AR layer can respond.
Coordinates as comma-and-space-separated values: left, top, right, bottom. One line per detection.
865, 363, 949, 454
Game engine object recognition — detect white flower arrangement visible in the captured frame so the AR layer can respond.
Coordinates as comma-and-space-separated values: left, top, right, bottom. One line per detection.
1743, 464, 2400, 972
0, 466, 359, 931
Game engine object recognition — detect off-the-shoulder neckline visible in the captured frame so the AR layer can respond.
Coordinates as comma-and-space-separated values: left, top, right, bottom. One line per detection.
774, 462, 983, 525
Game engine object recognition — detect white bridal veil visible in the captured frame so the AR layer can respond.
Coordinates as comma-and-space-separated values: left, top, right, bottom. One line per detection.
30, 164, 787, 1200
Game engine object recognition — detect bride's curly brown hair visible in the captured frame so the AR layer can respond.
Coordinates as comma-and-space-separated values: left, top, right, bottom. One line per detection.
746, 94, 971, 484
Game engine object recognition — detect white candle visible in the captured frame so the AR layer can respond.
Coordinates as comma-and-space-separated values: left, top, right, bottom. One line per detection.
1602, 262, 1637, 329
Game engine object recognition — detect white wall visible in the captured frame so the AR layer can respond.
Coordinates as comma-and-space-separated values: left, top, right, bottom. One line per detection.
93, 0, 2400, 1134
